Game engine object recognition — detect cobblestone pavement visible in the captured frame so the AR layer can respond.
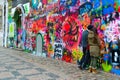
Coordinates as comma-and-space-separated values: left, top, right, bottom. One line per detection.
0, 47, 120, 80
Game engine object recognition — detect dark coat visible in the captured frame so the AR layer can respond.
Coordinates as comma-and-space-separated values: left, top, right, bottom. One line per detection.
81, 30, 89, 47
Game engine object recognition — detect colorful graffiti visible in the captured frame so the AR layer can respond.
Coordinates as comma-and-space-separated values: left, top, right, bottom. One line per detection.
8, 0, 120, 75
54, 40, 63, 59
79, 2, 93, 15
62, 16, 81, 50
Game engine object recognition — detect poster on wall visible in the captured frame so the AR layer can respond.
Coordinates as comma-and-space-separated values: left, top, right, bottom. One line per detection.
23, 2, 30, 15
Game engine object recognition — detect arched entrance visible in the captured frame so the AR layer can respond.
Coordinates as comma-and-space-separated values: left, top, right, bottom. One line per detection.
36, 33, 43, 56
12, 4, 25, 48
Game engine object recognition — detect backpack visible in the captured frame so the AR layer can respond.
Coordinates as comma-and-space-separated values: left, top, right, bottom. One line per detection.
88, 30, 100, 57
88, 31, 95, 45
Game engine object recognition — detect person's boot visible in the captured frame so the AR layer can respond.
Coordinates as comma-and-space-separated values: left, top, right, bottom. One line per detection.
92, 68, 97, 74
78, 65, 83, 70
88, 66, 92, 72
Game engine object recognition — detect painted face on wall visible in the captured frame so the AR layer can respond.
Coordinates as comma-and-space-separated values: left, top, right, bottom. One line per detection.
61, 16, 80, 50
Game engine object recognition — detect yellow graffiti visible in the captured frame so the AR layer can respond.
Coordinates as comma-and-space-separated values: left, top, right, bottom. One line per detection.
48, 44, 54, 57
72, 49, 83, 61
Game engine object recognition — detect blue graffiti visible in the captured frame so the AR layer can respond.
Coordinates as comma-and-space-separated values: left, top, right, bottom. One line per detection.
79, 2, 93, 15
102, 0, 114, 6
60, 0, 67, 6
60, 0, 77, 8
101, 0, 114, 15
67, 0, 77, 6
102, 6, 114, 15
31, 0, 39, 10
90, 0, 100, 9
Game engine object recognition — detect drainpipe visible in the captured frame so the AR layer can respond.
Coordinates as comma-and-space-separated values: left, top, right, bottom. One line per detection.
2, 1, 4, 47
0, 2, 4, 47
3, 0, 8, 47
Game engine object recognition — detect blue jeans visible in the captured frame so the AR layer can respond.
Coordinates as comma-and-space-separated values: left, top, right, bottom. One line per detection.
77, 47, 91, 68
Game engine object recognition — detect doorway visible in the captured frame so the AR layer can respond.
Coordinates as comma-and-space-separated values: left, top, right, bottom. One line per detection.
36, 33, 43, 56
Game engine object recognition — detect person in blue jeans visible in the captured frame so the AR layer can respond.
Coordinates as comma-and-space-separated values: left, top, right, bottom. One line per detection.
77, 25, 92, 70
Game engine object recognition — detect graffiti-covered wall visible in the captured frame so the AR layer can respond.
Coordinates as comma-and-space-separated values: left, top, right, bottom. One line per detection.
8, 0, 120, 65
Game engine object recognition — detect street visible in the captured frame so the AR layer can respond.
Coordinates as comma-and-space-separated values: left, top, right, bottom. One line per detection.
0, 47, 120, 80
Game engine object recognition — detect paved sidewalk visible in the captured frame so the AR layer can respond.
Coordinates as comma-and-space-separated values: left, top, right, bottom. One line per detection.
0, 47, 120, 80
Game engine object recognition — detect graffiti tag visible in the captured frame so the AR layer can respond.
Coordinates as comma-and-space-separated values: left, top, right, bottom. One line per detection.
79, 2, 93, 15
54, 40, 63, 59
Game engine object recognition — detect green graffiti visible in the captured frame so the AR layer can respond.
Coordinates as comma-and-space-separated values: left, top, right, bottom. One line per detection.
25, 5, 28, 14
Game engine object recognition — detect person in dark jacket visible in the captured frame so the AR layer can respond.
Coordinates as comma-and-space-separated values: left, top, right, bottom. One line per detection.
78, 25, 93, 70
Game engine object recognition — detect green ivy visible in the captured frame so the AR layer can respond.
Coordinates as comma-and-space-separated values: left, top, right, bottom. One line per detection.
13, 8, 22, 29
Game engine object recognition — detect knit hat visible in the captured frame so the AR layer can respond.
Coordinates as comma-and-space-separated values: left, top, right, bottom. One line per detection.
87, 25, 94, 30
